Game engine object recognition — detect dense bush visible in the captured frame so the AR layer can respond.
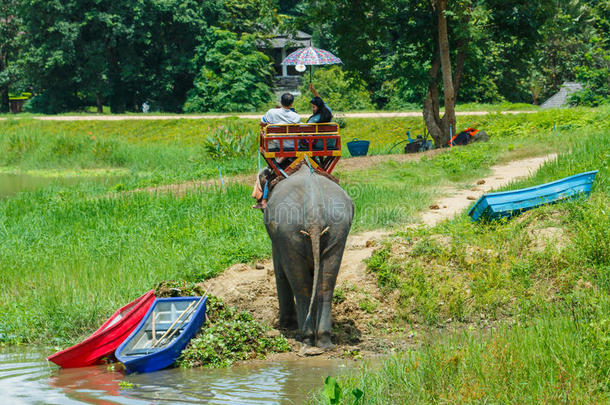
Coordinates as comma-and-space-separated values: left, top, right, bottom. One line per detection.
184, 30, 274, 113
178, 296, 290, 367
293, 66, 374, 113
202, 123, 258, 159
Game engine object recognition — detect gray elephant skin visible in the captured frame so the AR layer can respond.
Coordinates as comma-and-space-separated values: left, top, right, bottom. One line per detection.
264, 165, 354, 349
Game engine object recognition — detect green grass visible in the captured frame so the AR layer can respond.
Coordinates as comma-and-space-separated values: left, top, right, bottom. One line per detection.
339, 127, 563, 231
0, 118, 259, 188
0, 184, 270, 345
311, 129, 609, 403
311, 305, 610, 404
0, 108, 607, 348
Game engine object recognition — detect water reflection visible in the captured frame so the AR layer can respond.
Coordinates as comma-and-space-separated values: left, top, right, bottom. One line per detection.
1, 348, 352, 405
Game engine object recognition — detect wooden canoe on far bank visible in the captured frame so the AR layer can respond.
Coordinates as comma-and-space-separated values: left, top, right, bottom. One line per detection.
47, 290, 156, 368
469, 170, 598, 222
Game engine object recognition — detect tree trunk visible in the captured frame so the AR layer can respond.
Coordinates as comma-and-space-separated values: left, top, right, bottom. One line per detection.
107, 47, 126, 114
453, 40, 466, 98
96, 92, 103, 114
423, 0, 459, 148
437, 0, 456, 146
0, 87, 8, 113
423, 56, 443, 145
0, 56, 8, 113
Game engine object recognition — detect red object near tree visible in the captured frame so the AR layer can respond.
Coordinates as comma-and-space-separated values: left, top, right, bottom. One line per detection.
47, 290, 156, 368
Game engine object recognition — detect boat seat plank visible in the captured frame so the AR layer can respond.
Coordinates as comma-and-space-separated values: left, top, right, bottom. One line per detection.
124, 348, 162, 356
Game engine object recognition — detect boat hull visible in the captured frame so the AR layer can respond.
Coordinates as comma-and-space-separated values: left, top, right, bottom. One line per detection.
115, 296, 207, 374
47, 290, 156, 368
469, 170, 598, 222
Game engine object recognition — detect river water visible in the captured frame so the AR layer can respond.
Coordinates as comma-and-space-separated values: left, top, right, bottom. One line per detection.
0, 348, 352, 404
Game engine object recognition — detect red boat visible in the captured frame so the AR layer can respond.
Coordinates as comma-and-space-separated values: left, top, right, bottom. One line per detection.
48, 290, 156, 368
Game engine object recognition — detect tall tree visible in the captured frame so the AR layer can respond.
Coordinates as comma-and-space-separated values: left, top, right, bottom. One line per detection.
0, 1, 21, 113
302, 0, 553, 146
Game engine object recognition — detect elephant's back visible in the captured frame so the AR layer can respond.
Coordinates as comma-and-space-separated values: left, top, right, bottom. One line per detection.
264, 167, 354, 232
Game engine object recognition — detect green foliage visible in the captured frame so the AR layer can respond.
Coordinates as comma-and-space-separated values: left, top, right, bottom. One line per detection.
118, 381, 135, 390
0, 109, 605, 344
311, 306, 610, 404
569, 52, 610, 106
218, 0, 279, 34
294, 66, 374, 112
535, 0, 609, 104
0, 184, 270, 344
202, 123, 258, 159
301, 0, 553, 107
184, 30, 274, 113
15, 0, 278, 113
365, 129, 608, 325
178, 296, 290, 368
0, 0, 22, 113
322, 376, 364, 404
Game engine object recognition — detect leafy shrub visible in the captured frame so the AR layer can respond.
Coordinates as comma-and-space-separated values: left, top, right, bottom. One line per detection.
202, 123, 258, 159
184, 30, 274, 113
178, 296, 290, 367
24, 92, 81, 114
293, 66, 374, 113
375, 79, 422, 111
568, 50, 610, 107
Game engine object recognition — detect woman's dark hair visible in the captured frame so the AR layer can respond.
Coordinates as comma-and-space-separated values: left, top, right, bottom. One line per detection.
309, 97, 332, 123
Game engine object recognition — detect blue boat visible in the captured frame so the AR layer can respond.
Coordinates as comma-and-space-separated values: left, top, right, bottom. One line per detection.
115, 296, 207, 373
468, 170, 598, 222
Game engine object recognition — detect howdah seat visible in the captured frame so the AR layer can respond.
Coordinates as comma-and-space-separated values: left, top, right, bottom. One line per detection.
260, 123, 342, 177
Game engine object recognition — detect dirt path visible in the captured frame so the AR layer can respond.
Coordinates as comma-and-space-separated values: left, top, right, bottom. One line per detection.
0, 110, 535, 121
132, 148, 447, 196
421, 154, 557, 226
195, 153, 557, 360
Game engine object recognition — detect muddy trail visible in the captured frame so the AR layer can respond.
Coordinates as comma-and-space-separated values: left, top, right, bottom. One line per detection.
171, 154, 557, 361
132, 148, 445, 196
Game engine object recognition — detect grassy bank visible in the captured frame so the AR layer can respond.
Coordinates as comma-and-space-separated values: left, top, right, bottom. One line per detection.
312, 130, 609, 403
0, 107, 606, 188
0, 109, 606, 347
313, 307, 610, 403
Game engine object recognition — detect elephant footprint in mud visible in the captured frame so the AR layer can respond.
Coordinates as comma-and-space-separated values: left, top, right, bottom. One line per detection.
264, 165, 354, 350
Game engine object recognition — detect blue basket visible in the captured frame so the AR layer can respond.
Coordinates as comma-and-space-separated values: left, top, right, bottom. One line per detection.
346, 138, 370, 157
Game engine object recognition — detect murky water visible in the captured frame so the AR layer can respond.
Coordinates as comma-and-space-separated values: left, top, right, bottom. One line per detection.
0, 348, 352, 404
0, 173, 123, 198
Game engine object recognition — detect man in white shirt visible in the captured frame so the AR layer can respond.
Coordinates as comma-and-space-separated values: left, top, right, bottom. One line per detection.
252, 93, 301, 209
261, 93, 301, 149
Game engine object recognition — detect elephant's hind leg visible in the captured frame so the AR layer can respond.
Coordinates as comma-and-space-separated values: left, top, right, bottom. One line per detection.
272, 248, 297, 330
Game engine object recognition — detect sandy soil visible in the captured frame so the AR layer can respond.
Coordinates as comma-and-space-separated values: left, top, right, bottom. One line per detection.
421, 154, 557, 226
194, 153, 556, 360
0, 110, 535, 121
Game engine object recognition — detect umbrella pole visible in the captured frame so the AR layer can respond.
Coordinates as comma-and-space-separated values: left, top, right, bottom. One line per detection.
309, 65, 312, 83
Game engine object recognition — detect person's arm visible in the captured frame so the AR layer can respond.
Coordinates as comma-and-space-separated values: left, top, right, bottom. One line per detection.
309, 83, 320, 98
260, 112, 269, 127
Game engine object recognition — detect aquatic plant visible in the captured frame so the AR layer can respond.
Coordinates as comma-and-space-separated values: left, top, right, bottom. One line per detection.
178, 296, 290, 368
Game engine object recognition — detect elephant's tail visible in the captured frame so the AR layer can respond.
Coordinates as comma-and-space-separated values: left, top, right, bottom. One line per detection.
304, 225, 324, 335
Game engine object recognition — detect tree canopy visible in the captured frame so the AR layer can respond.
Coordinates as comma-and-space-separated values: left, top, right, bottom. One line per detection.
1, 0, 607, 119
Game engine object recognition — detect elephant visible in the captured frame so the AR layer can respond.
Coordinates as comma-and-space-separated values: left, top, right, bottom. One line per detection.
263, 164, 354, 349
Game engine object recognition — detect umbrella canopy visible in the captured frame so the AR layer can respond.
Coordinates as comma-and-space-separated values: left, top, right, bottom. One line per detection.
281, 47, 342, 66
